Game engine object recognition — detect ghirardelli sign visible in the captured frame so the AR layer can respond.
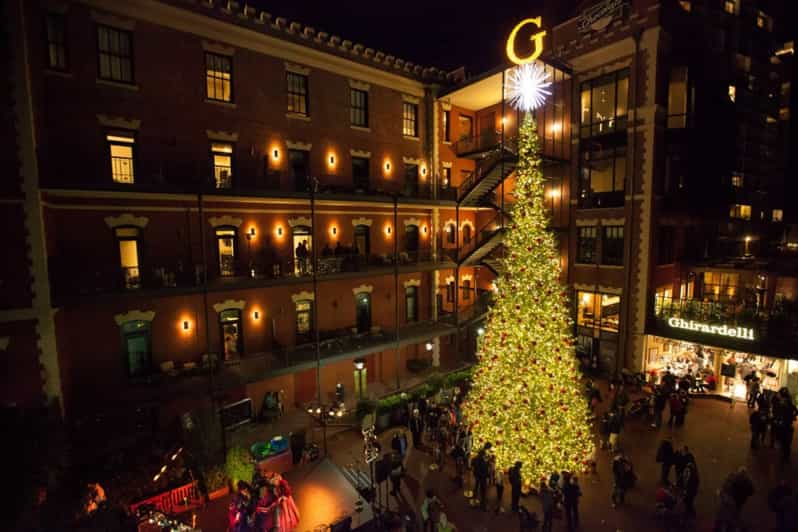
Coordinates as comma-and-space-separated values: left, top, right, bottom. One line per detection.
577, 0, 629, 33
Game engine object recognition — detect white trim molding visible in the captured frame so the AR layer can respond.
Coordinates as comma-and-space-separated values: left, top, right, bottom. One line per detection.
350, 149, 371, 158
209, 215, 243, 228
91, 10, 135, 30
291, 290, 315, 303
444, 275, 455, 284
402, 156, 422, 165
440, 101, 452, 111
285, 62, 311, 75
403, 278, 421, 288
442, 161, 452, 168
98, 114, 141, 130
601, 217, 625, 226
206, 130, 239, 142
573, 283, 623, 295
443, 218, 457, 230
460, 220, 475, 230
288, 216, 312, 228
403, 217, 421, 227
0, 337, 8, 351
352, 284, 374, 296
348, 79, 370, 91
402, 94, 421, 104
600, 285, 623, 295
286, 140, 312, 151
212, 299, 247, 313
104, 213, 149, 229
575, 218, 599, 227
461, 273, 473, 281
114, 309, 155, 326
202, 40, 235, 55
351, 217, 373, 227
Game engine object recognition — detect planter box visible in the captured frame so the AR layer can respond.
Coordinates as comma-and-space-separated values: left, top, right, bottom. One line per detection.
208, 485, 229, 501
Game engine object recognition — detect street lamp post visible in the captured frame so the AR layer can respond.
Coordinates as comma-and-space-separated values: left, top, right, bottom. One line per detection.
354, 359, 366, 400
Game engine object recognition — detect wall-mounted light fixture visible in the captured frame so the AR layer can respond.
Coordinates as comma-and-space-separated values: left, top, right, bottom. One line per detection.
385, 225, 392, 236
331, 226, 338, 236
272, 148, 280, 160
422, 225, 428, 234
253, 310, 260, 320
328, 154, 336, 167
425, 342, 433, 351
421, 166, 428, 177
384, 161, 391, 173
276, 225, 284, 237
183, 320, 190, 331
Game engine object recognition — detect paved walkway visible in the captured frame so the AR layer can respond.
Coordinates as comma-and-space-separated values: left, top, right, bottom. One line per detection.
194, 387, 797, 531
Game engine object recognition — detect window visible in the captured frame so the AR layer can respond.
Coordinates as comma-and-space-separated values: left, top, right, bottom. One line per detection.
121, 320, 151, 377
205, 53, 232, 102
295, 300, 313, 341
458, 115, 473, 140
446, 281, 455, 302
576, 292, 621, 333
355, 292, 371, 333
441, 167, 451, 188
97, 25, 133, 84
107, 132, 135, 184
731, 173, 743, 187
729, 204, 751, 220
286, 72, 308, 116
115, 227, 140, 289
578, 146, 626, 208
403, 102, 418, 137
462, 224, 472, 245
352, 156, 370, 189
724, 0, 737, 15
703, 272, 739, 301
211, 142, 233, 189
350, 89, 368, 127
288, 149, 310, 192
772, 209, 783, 222
405, 224, 420, 257
446, 223, 456, 244
405, 286, 418, 323
45, 13, 67, 70
462, 279, 471, 301
220, 309, 243, 360
442, 110, 451, 142
657, 226, 675, 265
667, 66, 689, 128
579, 69, 629, 137
403, 163, 419, 196
292, 225, 312, 275
576, 226, 598, 264
601, 226, 624, 265
215, 227, 237, 276
354, 224, 370, 256
678, 1, 691, 12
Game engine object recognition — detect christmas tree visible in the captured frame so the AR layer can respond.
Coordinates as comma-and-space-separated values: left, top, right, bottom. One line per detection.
462, 70, 594, 483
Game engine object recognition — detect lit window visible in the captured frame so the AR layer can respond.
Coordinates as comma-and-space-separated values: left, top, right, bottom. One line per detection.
206, 53, 232, 102
729, 204, 751, 220
579, 69, 629, 138
724, 0, 737, 15
578, 146, 626, 208
295, 300, 313, 341
350, 88, 368, 128
576, 226, 598, 264
731, 173, 743, 187
107, 132, 135, 184
286, 72, 309, 116
215, 227, 237, 276
667, 66, 688, 128
45, 13, 68, 70
678, 1, 691, 12
211, 142, 233, 189
121, 320, 151, 377
115, 227, 140, 289
773, 209, 783, 222
403, 102, 418, 137
728, 85, 736, 102
97, 25, 134, 84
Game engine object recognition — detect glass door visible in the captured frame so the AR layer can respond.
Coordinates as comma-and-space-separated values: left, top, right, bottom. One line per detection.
356, 293, 372, 333
220, 309, 243, 360
215, 227, 237, 276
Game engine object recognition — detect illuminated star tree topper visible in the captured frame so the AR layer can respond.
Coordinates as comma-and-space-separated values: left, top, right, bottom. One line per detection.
506, 63, 552, 112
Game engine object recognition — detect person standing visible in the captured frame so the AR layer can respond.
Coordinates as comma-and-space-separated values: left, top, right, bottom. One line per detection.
676, 390, 689, 427
747, 373, 761, 408
563, 475, 582, 531
409, 409, 424, 448
681, 461, 699, 516
652, 387, 667, 429
607, 409, 622, 452
667, 392, 683, 427
539, 481, 555, 532
472, 450, 490, 510
509, 461, 523, 512
749, 409, 765, 450
656, 437, 675, 484
768, 480, 792, 532
611, 452, 627, 508
389, 451, 405, 497
494, 466, 505, 514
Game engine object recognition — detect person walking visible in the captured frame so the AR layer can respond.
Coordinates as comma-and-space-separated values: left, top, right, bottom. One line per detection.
746, 373, 761, 408
539, 481, 555, 532
389, 451, 405, 498
509, 461, 523, 512
607, 409, 623, 452
420, 489, 442, 532
656, 437, 675, 485
563, 475, 582, 531
611, 452, 628, 508
676, 390, 689, 427
667, 392, 683, 427
681, 461, 699, 516
652, 387, 667, 429
749, 408, 765, 450
409, 409, 424, 449
768, 480, 792, 532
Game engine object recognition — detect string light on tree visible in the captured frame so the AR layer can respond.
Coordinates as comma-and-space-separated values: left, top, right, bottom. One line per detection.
505, 63, 552, 112
462, 57, 593, 484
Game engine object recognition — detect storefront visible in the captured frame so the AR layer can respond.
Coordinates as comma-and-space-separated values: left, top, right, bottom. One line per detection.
643, 335, 798, 401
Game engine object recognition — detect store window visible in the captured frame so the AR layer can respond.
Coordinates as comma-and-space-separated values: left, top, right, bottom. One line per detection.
220, 308, 243, 360
286, 72, 309, 116
601, 226, 624, 266
352, 156, 370, 190
350, 88, 368, 128
295, 299, 313, 343
403, 102, 418, 137
115, 227, 141, 289
405, 286, 418, 323
215, 227, 237, 277
211, 142, 234, 189
576, 291, 621, 332
121, 320, 151, 378
206, 52, 232, 102
442, 110, 451, 142
667, 66, 689, 128
578, 145, 626, 208
576, 226, 598, 264
107, 132, 135, 184
729, 204, 752, 220
45, 13, 68, 71
579, 69, 629, 138
702, 272, 739, 301
97, 25, 134, 84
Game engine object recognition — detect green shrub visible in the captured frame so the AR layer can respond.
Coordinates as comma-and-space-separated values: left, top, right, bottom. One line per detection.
225, 446, 252, 489
427, 373, 444, 394
204, 464, 228, 492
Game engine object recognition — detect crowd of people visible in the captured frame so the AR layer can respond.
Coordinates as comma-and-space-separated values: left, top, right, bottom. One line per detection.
228, 468, 300, 532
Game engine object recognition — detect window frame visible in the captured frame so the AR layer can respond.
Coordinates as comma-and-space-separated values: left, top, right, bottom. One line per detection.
405, 285, 419, 323
106, 131, 136, 184
205, 52, 233, 103
215, 226, 238, 277
295, 299, 314, 342
211, 141, 234, 189
114, 226, 141, 289
286, 71, 309, 116
120, 320, 152, 378
576, 226, 598, 264
350, 88, 369, 128
96, 24, 134, 84
578, 145, 626, 208
403, 102, 419, 137
219, 308, 244, 359
601, 225, 624, 266
579, 69, 629, 138
44, 12, 68, 71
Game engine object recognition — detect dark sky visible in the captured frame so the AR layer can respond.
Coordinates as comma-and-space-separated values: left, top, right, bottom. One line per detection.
253, 0, 562, 75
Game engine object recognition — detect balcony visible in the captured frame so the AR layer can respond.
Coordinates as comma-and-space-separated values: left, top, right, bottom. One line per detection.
647, 295, 798, 355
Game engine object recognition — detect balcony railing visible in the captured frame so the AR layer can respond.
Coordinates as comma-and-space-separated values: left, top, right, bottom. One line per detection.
577, 190, 625, 209
454, 130, 502, 157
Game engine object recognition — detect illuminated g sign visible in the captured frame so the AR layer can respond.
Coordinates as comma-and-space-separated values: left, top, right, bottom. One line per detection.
506, 17, 547, 65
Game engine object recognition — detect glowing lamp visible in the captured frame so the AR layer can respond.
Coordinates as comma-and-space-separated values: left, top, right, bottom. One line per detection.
385, 225, 392, 236
183, 320, 190, 331
276, 225, 284, 237
421, 166, 427, 177
422, 225, 428, 234
745, 235, 752, 243
477, 327, 485, 336
384, 161, 391, 173
272, 148, 279, 160
354, 359, 365, 371
249, 227, 256, 237
548, 188, 561, 199
331, 226, 337, 236
506, 63, 552, 111
328, 154, 336, 167
425, 342, 433, 351
253, 311, 260, 320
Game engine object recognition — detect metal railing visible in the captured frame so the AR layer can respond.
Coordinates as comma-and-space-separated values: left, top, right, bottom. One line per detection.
457, 138, 518, 202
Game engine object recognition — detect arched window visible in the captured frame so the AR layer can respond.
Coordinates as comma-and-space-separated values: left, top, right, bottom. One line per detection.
462, 224, 472, 245
121, 320, 151, 377
215, 226, 237, 277
446, 223, 456, 244
115, 226, 141, 289
220, 309, 243, 360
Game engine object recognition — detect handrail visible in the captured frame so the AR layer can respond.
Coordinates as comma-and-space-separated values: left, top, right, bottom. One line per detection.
456, 137, 518, 202
460, 213, 504, 261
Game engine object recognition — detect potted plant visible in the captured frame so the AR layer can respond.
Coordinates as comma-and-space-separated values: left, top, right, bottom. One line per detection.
205, 464, 229, 500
